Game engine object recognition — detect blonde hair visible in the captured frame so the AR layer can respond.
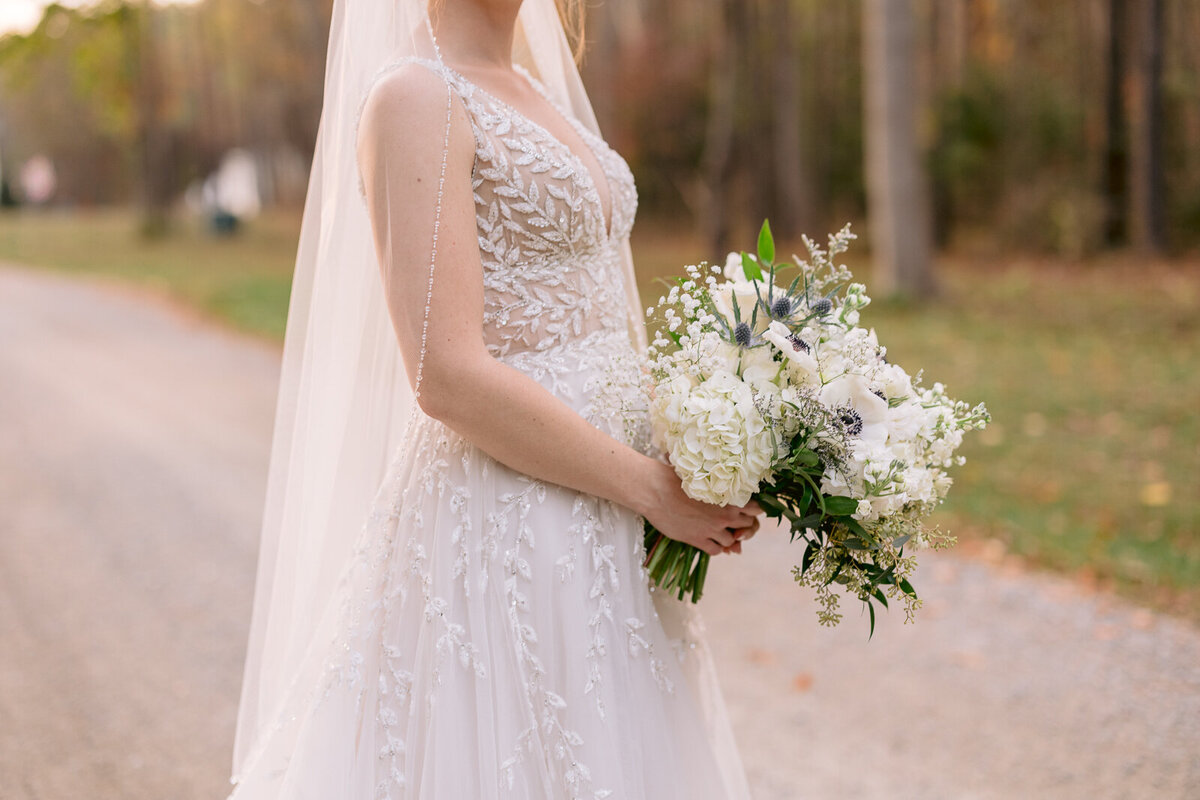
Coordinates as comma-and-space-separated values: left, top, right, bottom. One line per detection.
554, 0, 587, 63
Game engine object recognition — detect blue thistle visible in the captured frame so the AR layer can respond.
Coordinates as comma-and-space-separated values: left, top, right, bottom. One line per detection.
810, 298, 833, 316
734, 322, 753, 347
770, 296, 793, 319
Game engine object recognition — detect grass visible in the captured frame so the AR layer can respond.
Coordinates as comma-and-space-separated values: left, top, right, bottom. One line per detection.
2, 208, 1197, 619
0, 208, 300, 339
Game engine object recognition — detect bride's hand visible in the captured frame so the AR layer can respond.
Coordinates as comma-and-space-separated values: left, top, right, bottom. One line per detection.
721, 515, 760, 555
636, 461, 762, 556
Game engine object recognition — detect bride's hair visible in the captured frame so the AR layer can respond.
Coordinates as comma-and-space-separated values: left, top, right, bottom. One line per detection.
554, 0, 587, 62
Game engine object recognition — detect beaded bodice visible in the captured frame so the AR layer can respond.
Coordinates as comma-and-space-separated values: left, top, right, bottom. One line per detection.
410, 58, 639, 360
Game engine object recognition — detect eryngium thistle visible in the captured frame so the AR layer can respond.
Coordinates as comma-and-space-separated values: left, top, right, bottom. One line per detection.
734, 321, 753, 347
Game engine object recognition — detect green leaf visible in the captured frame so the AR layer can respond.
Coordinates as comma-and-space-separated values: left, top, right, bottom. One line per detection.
800, 542, 814, 575
823, 495, 858, 516
795, 449, 820, 467
844, 518, 871, 539
741, 252, 763, 282
797, 513, 823, 529
757, 219, 775, 265
899, 578, 917, 597
867, 602, 876, 640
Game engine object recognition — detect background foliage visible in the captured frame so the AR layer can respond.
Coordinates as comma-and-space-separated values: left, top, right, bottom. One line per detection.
2, 0, 1198, 252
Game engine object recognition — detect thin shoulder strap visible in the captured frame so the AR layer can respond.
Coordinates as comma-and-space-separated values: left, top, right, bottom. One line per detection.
411, 79, 454, 409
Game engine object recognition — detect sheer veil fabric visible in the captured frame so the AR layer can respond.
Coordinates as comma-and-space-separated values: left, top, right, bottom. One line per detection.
231, 0, 748, 796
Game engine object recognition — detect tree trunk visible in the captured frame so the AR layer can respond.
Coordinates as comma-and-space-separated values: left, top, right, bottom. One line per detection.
1101, 0, 1129, 247
770, 0, 811, 239
701, 0, 741, 255
133, 1, 173, 237
862, 0, 935, 298
1129, 0, 1166, 253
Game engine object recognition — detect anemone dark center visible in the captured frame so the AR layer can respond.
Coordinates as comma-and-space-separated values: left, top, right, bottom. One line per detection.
839, 407, 864, 436
788, 334, 810, 353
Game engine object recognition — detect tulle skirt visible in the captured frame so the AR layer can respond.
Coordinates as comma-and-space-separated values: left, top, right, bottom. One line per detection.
230, 351, 751, 799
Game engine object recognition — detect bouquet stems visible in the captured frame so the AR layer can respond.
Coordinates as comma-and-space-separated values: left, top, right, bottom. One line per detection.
642, 523, 711, 603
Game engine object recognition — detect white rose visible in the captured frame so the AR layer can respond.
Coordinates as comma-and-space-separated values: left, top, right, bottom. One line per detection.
885, 399, 925, 443
877, 363, 915, 399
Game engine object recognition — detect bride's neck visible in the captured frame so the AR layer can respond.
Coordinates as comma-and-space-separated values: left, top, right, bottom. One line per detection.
429, 0, 523, 70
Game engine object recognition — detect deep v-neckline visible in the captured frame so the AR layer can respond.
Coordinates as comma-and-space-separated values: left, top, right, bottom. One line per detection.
443, 62, 616, 240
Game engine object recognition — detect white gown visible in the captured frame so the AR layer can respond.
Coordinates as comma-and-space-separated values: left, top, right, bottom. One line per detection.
230, 58, 751, 800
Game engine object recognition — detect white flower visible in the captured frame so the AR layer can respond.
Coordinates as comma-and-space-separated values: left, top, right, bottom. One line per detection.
738, 344, 782, 392
762, 321, 820, 384
723, 251, 748, 280
650, 370, 774, 507
711, 280, 769, 333
820, 373, 889, 444
709, 255, 783, 335
876, 363, 914, 399
885, 399, 926, 443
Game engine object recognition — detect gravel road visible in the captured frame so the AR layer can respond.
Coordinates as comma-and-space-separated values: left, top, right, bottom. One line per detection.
1, 263, 1197, 800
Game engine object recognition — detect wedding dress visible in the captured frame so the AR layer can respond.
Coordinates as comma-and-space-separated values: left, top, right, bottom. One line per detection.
228, 57, 752, 800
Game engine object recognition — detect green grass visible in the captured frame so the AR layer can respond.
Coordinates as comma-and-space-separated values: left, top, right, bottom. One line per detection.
0, 208, 301, 339
1, 209, 1197, 619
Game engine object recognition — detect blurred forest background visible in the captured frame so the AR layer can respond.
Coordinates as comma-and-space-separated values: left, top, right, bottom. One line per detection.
1, 0, 1198, 251
0, 0, 1196, 619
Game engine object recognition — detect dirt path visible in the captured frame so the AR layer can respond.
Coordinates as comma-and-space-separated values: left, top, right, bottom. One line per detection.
1, 264, 1196, 799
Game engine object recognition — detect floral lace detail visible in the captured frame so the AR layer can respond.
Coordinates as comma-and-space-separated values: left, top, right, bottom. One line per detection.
421, 58, 638, 359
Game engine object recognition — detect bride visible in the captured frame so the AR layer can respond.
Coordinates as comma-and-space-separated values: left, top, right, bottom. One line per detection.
229, 0, 760, 797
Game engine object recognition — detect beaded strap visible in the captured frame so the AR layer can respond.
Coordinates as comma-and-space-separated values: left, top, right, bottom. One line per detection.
412, 17, 452, 409
412, 80, 453, 407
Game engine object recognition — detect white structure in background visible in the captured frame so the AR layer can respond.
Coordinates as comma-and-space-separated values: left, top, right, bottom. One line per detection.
20, 155, 56, 204
187, 148, 262, 220
210, 148, 261, 219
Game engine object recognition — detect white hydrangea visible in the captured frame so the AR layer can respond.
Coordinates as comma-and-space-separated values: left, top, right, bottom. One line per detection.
650, 369, 775, 506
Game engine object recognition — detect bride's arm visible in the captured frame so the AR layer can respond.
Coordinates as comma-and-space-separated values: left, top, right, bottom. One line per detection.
357, 66, 756, 555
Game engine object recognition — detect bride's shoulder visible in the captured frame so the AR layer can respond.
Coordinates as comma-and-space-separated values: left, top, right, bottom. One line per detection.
361, 59, 451, 123
356, 58, 475, 192
357, 58, 472, 150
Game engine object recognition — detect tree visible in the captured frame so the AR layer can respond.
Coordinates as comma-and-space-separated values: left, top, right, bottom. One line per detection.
767, 0, 811, 240
700, 0, 743, 255
1102, 0, 1130, 247
862, 0, 934, 297
1130, 0, 1166, 253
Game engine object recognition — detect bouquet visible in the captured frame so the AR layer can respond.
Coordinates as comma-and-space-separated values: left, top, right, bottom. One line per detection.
640, 222, 989, 633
